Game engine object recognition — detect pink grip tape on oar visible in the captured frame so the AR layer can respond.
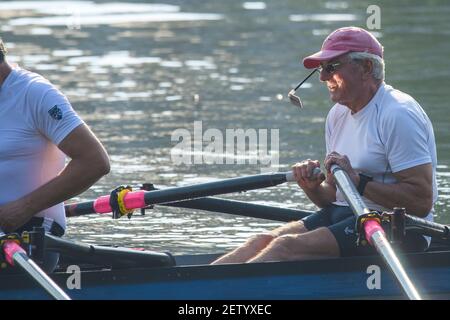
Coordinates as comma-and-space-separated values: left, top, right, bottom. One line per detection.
3, 240, 26, 266
93, 190, 146, 213
364, 219, 385, 246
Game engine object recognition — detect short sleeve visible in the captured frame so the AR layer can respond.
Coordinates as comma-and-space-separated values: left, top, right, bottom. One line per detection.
380, 105, 431, 173
27, 80, 84, 145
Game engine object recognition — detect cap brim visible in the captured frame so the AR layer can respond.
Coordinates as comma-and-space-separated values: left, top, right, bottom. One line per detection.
302, 49, 349, 68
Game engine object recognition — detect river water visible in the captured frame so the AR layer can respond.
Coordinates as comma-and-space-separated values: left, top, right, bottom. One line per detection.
1, 0, 449, 254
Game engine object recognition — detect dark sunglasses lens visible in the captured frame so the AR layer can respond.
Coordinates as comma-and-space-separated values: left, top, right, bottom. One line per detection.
325, 64, 335, 73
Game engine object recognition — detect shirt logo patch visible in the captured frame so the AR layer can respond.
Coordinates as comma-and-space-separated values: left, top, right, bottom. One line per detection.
48, 105, 63, 120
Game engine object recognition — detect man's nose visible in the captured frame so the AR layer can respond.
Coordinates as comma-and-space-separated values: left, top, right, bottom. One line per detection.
319, 69, 332, 82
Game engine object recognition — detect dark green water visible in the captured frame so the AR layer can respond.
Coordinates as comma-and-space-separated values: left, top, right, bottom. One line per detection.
1, 0, 449, 253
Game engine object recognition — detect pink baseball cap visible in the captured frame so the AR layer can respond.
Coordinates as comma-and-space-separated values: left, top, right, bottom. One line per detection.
303, 26, 383, 69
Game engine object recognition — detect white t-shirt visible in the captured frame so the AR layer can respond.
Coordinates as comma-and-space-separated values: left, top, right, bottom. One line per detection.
325, 83, 437, 222
0, 66, 84, 230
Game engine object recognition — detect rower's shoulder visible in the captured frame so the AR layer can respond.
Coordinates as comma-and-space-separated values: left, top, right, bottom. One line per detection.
382, 84, 422, 111
17, 70, 63, 104
6, 68, 52, 101
376, 85, 428, 123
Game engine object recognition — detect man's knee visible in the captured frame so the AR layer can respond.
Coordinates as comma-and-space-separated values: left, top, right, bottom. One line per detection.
272, 220, 307, 237
246, 233, 276, 248
269, 228, 339, 256
266, 234, 300, 255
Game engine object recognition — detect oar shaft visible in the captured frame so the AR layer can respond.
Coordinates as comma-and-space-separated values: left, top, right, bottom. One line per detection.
14, 253, 71, 300
330, 164, 421, 300
369, 228, 421, 300
160, 197, 313, 222
3, 241, 71, 300
143, 172, 290, 204
67, 171, 294, 216
330, 166, 371, 216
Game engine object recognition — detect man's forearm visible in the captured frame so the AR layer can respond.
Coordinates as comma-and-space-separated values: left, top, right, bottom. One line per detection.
364, 180, 432, 217
20, 158, 109, 219
303, 182, 336, 208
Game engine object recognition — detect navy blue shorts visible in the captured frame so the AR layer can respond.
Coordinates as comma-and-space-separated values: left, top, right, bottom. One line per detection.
301, 204, 428, 257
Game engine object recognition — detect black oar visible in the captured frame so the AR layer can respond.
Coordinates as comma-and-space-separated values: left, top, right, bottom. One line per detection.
65, 170, 319, 217
159, 197, 313, 222
83, 183, 313, 222
1, 232, 71, 300
136, 183, 313, 222
330, 164, 421, 300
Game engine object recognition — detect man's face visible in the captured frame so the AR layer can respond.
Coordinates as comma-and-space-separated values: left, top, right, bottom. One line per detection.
319, 55, 364, 106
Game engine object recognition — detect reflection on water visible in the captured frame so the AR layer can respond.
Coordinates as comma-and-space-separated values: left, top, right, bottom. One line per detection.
10, 13, 223, 27
289, 13, 358, 22
1, 0, 450, 254
242, 2, 267, 10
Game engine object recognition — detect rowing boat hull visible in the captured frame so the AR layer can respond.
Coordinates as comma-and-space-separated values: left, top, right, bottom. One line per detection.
1, 250, 450, 300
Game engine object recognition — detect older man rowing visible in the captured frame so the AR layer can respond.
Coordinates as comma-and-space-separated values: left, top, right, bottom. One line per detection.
213, 26, 437, 264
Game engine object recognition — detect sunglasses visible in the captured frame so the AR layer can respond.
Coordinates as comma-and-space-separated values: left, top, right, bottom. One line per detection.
318, 61, 343, 74
288, 68, 319, 108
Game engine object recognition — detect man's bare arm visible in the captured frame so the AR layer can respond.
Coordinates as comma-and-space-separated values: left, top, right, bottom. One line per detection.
363, 163, 433, 217
0, 124, 110, 231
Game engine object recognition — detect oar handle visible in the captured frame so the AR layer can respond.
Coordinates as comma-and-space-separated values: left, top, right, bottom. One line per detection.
285, 167, 322, 182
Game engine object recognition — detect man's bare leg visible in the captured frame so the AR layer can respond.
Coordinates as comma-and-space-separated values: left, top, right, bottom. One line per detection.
211, 221, 308, 265
247, 227, 340, 263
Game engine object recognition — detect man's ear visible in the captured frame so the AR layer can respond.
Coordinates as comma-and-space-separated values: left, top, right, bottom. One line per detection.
362, 59, 374, 79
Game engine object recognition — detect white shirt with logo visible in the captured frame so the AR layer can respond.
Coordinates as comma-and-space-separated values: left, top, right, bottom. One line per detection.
325, 83, 437, 222
0, 66, 84, 230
